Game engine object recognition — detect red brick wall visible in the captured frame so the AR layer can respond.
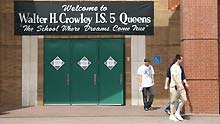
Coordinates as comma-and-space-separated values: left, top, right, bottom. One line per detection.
218, 0, 220, 113
181, 0, 218, 39
182, 41, 219, 114
182, 40, 218, 79
0, 0, 22, 107
181, 0, 219, 114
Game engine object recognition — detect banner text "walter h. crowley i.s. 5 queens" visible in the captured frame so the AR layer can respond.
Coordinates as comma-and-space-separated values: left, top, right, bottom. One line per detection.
14, 1, 154, 35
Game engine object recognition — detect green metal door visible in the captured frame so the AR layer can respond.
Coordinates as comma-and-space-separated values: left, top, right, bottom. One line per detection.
99, 39, 124, 105
44, 38, 124, 105
44, 39, 70, 104
70, 39, 98, 104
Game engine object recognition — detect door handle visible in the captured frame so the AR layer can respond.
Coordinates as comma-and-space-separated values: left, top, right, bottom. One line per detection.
94, 74, 96, 86
120, 74, 123, 86
67, 73, 70, 86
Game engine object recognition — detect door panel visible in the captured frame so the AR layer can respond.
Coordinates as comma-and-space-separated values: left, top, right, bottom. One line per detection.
44, 39, 70, 104
70, 39, 98, 104
99, 39, 124, 105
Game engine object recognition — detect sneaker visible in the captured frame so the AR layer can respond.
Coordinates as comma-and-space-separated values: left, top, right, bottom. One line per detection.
144, 107, 149, 111
165, 110, 171, 115
175, 112, 184, 121
169, 115, 179, 122
148, 106, 153, 111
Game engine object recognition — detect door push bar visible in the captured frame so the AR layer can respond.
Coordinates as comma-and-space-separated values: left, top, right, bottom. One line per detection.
67, 73, 70, 86
120, 74, 123, 86
94, 74, 97, 86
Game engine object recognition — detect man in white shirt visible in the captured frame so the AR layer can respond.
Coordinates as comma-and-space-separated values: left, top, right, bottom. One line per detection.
169, 54, 188, 122
137, 58, 155, 111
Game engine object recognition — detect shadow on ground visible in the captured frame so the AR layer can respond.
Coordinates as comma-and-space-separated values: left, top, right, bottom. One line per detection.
0, 107, 27, 115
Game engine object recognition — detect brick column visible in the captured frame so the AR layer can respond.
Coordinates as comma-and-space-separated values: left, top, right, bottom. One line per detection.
180, 0, 219, 114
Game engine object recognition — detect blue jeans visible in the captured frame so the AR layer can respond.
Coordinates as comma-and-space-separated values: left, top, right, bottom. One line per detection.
165, 101, 183, 114
142, 86, 154, 109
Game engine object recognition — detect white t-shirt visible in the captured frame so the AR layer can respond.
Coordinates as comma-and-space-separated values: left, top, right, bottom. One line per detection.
170, 63, 182, 88
137, 64, 155, 87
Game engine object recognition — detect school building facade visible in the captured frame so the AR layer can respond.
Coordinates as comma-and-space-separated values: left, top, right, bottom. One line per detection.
0, 0, 219, 114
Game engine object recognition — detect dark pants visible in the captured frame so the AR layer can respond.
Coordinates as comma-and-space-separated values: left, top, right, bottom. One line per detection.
142, 86, 154, 109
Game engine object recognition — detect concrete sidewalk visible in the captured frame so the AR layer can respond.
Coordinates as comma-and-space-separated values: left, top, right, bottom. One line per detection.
0, 106, 220, 124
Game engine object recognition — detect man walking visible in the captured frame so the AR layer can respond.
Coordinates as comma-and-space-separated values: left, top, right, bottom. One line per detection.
138, 58, 155, 111
164, 59, 189, 115
169, 54, 188, 121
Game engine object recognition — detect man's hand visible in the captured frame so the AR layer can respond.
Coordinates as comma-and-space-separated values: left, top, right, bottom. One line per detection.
185, 82, 189, 89
164, 85, 168, 90
139, 86, 143, 92
152, 80, 155, 85
183, 79, 189, 89
164, 77, 169, 90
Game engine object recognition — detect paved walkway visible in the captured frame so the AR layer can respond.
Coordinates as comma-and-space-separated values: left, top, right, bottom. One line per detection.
0, 106, 220, 124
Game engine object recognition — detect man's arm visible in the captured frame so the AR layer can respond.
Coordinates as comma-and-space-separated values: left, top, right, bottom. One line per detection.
180, 66, 189, 88
138, 74, 142, 85
151, 66, 155, 85
165, 67, 171, 90
164, 77, 169, 90
151, 74, 154, 83
183, 79, 189, 89
138, 74, 143, 92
